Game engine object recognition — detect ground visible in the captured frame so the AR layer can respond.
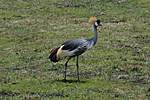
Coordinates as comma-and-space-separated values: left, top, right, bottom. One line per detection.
0, 0, 150, 100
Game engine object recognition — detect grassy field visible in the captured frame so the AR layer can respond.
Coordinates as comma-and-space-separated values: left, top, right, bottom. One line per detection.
0, 0, 150, 99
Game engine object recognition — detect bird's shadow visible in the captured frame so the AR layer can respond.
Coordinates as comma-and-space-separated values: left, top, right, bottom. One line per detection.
56, 79, 86, 83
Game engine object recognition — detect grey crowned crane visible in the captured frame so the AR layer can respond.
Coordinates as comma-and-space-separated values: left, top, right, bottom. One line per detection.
49, 16, 102, 81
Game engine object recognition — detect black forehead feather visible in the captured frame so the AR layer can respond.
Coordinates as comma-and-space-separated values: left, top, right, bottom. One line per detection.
96, 20, 100, 24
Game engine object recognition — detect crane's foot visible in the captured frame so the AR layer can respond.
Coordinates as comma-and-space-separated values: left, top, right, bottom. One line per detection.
62, 78, 67, 82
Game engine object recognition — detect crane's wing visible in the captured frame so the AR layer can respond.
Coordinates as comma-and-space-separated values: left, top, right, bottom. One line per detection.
62, 39, 87, 50
61, 39, 88, 56
50, 39, 94, 61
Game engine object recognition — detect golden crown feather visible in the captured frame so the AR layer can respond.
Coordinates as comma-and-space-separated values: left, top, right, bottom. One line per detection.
89, 16, 97, 24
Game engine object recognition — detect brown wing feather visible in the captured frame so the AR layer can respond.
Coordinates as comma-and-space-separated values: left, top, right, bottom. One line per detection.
49, 47, 60, 62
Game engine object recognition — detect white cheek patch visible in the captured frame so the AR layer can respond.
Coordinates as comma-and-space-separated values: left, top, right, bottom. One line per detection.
95, 22, 98, 26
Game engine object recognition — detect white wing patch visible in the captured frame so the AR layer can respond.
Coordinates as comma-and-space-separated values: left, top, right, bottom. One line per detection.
56, 45, 73, 60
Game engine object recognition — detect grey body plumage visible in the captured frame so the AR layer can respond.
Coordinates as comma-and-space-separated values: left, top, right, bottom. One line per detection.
49, 17, 102, 81
61, 24, 99, 57
62, 39, 88, 56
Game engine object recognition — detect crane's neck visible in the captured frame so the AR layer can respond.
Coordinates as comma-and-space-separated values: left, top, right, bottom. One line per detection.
86, 24, 99, 49
91, 25, 98, 45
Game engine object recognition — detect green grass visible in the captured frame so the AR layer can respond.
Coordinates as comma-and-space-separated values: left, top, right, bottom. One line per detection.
0, 0, 150, 99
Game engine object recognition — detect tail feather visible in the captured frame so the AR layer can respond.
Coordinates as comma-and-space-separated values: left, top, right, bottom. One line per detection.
49, 47, 60, 62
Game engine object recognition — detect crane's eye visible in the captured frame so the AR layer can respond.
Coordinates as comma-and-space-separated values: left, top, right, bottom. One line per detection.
95, 20, 102, 26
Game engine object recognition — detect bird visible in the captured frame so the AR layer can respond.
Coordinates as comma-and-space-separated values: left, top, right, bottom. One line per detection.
49, 16, 102, 81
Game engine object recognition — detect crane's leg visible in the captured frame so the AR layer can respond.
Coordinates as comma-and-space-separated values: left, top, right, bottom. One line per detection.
76, 56, 80, 81
64, 57, 71, 81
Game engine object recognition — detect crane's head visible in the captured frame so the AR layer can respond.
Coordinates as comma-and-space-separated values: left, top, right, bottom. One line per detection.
89, 16, 102, 27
